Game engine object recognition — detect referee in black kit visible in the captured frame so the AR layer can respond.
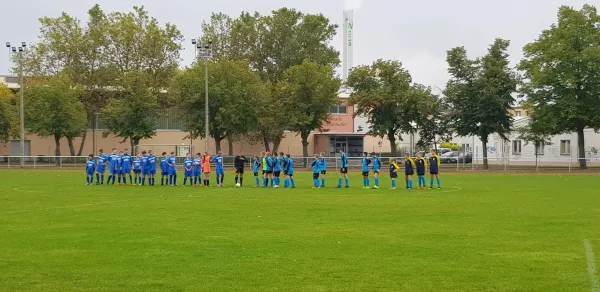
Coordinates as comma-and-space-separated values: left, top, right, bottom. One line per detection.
234, 151, 247, 187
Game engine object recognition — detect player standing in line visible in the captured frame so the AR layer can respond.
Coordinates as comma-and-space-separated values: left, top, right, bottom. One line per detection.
389, 158, 400, 190
193, 153, 202, 186
96, 149, 108, 185
280, 152, 288, 188
160, 152, 169, 186
371, 152, 381, 189
311, 154, 321, 188
264, 152, 273, 188
319, 153, 327, 188
428, 150, 441, 189
404, 154, 416, 190
253, 155, 261, 187
107, 148, 120, 185
234, 151, 246, 187
115, 150, 123, 185
133, 153, 142, 185
141, 151, 149, 186
261, 152, 267, 188
211, 151, 224, 187
336, 149, 349, 188
361, 152, 371, 189
273, 152, 281, 188
168, 151, 177, 186
183, 153, 194, 186
415, 153, 427, 189
121, 149, 132, 185
86, 154, 96, 185
202, 151, 211, 187
285, 154, 295, 188
147, 150, 157, 186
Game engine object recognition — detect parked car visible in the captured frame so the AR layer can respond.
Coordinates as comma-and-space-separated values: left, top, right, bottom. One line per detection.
440, 151, 460, 163
458, 152, 473, 164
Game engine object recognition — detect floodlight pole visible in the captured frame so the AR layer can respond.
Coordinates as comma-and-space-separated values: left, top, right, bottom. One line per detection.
7, 41, 27, 167
192, 38, 212, 153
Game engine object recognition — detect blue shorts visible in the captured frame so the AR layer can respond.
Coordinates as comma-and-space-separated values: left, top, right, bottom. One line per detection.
169, 169, 177, 176
86, 170, 94, 176
121, 168, 131, 174
193, 171, 201, 177
149, 169, 156, 175
133, 169, 141, 174
161, 171, 169, 176
96, 167, 105, 174
110, 168, 119, 175
184, 171, 192, 177
216, 168, 224, 175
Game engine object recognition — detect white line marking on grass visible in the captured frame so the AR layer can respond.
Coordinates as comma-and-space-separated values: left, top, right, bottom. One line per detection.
438, 186, 462, 193
584, 240, 600, 292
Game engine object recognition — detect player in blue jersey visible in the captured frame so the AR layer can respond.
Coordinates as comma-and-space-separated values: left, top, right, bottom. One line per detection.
120, 149, 132, 185
272, 152, 282, 188
285, 154, 296, 188
193, 153, 202, 186
252, 155, 261, 187
361, 152, 372, 189
86, 154, 96, 185
183, 153, 194, 186
107, 148, 120, 185
428, 150, 442, 189
336, 149, 350, 188
389, 158, 400, 190
140, 151, 149, 186
160, 152, 169, 186
319, 152, 327, 188
280, 152, 289, 188
371, 152, 381, 189
115, 150, 124, 185
168, 151, 177, 186
404, 154, 416, 190
133, 153, 142, 185
211, 151, 225, 187
96, 149, 108, 185
311, 154, 321, 188
415, 152, 427, 189
148, 150, 157, 186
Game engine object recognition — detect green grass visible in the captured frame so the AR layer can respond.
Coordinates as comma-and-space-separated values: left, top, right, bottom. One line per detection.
0, 171, 599, 291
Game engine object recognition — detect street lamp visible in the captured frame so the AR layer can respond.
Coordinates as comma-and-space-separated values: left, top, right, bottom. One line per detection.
191, 38, 213, 152
7, 41, 27, 167
427, 115, 437, 151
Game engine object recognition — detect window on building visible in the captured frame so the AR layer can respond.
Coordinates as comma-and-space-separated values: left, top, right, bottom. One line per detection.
461, 144, 470, 151
560, 140, 571, 155
329, 105, 347, 115
535, 143, 545, 155
515, 111, 521, 116
512, 140, 522, 155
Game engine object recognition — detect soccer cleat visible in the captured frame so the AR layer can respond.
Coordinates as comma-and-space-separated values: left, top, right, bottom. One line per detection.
372, 186, 379, 189
389, 187, 396, 190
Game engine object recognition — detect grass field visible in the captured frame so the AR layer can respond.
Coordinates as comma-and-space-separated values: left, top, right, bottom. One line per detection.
1, 171, 599, 291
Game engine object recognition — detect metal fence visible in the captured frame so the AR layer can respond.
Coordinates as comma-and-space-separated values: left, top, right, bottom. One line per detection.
1, 154, 599, 172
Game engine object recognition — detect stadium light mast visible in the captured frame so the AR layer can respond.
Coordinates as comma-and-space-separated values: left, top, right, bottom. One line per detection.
191, 38, 213, 152
6, 41, 27, 167
427, 115, 437, 152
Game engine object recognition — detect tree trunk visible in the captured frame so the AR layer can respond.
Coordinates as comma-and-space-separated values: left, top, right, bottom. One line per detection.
272, 138, 282, 154
130, 136, 140, 153
262, 131, 271, 152
481, 137, 488, 170
577, 126, 587, 169
301, 131, 310, 168
77, 130, 87, 156
214, 136, 222, 153
54, 134, 61, 157
388, 128, 397, 157
228, 137, 234, 156
67, 137, 76, 156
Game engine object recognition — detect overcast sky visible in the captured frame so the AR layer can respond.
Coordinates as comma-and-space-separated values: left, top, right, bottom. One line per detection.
1, 0, 593, 92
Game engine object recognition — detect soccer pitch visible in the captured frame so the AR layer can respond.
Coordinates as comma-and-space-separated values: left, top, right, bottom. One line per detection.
1, 171, 599, 291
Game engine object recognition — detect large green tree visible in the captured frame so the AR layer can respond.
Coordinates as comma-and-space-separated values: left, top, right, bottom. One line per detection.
24, 75, 87, 156
200, 9, 339, 150
519, 4, 600, 169
0, 85, 18, 142
101, 73, 158, 150
276, 60, 340, 158
445, 38, 518, 169
348, 60, 437, 156
170, 59, 265, 152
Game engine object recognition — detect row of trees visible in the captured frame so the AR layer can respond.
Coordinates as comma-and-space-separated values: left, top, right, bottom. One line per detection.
0, 4, 598, 169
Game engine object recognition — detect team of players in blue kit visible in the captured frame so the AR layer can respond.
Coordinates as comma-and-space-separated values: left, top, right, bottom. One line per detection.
85, 147, 443, 190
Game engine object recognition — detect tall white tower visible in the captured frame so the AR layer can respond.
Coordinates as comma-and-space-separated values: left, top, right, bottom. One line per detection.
342, 10, 354, 81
